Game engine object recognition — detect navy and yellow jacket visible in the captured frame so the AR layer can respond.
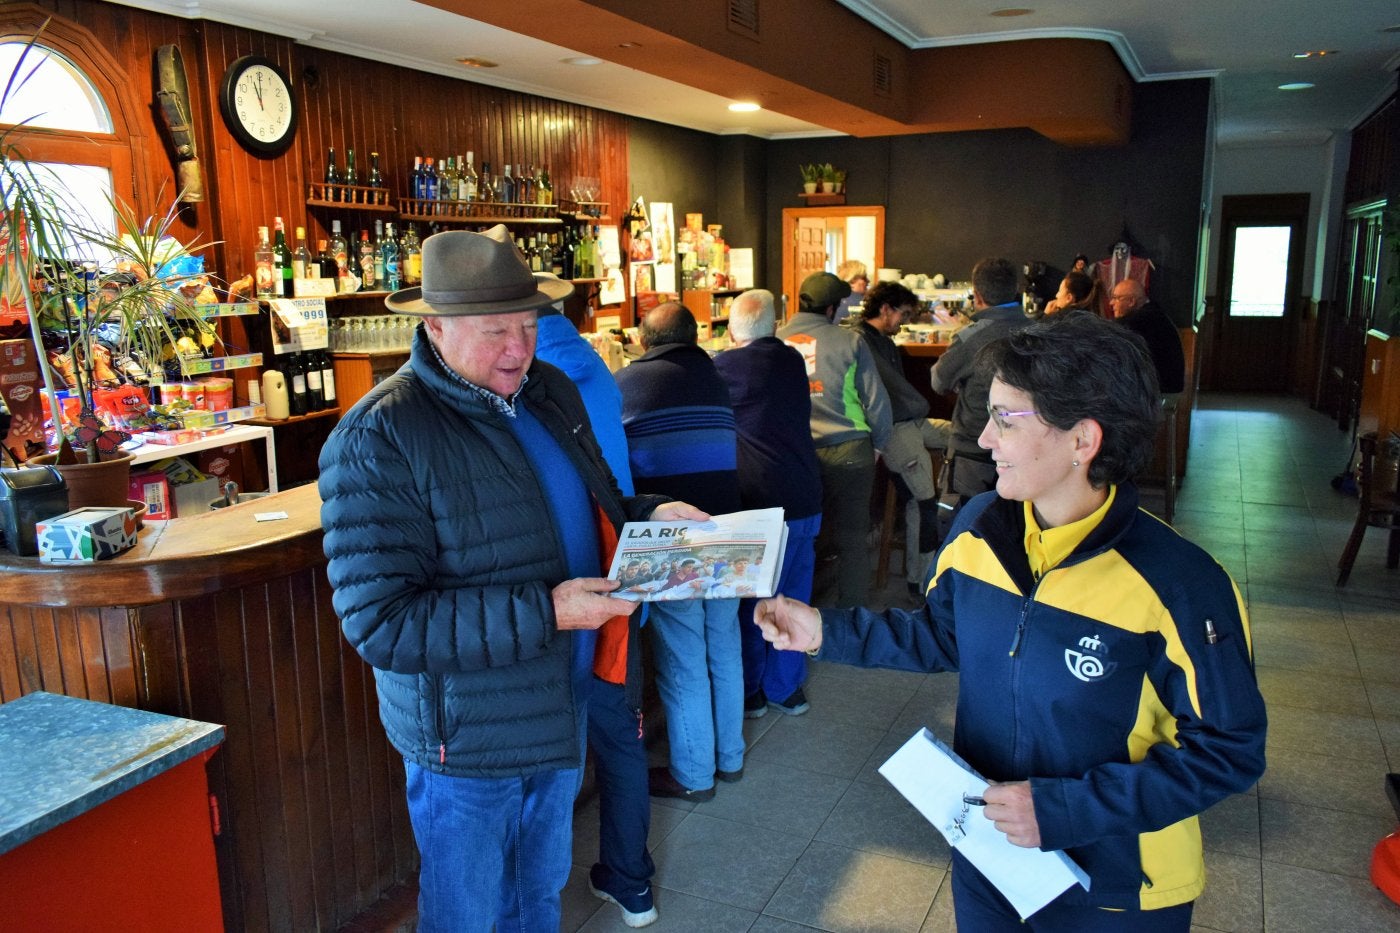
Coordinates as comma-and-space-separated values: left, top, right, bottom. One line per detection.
819, 483, 1267, 910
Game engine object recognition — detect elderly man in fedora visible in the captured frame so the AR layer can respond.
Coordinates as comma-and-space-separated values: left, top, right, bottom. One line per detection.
319, 226, 704, 932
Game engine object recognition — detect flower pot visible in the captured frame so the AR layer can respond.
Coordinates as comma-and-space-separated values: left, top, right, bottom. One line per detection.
821, 181, 836, 193
803, 182, 818, 194
27, 450, 136, 511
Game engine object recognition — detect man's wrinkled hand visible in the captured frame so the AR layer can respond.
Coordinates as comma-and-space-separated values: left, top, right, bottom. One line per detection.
752, 594, 821, 653
981, 781, 1041, 848
552, 578, 634, 630
648, 501, 709, 522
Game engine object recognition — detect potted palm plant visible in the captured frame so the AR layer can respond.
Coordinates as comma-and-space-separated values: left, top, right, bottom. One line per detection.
2, 34, 217, 505
799, 163, 820, 194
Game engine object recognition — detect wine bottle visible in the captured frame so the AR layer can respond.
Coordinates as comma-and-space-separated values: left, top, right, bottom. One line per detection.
501, 164, 516, 206
358, 229, 378, 290
537, 167, 553, 206
462, 151, 478, 202
316, 239, 338, 279
324, 147, 340, 201
318, 349, 338, 409
293, 226, 312, 283
287, 352, 309, 416
369, 151, 384, 188
273, 216, 293, 298
254, 225, 275, 297
383, 221, 401, 291
330, 220, 350, 288
304, 349, 325, 411
440, 156, 456, 203
479, 161, 496, 204
343, 149, 358, 200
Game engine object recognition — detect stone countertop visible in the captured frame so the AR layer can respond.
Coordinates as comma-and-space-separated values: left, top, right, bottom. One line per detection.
0, 692, 224, 856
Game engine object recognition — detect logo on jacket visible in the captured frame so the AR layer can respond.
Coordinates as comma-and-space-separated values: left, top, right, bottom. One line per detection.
1064, 633, 1117, 683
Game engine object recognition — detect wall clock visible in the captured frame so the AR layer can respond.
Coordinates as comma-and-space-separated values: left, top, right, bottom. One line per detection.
219, 55, 297, 155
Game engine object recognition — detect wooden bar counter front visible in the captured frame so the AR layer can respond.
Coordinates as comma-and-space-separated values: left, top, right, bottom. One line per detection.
0, 485, 415, 932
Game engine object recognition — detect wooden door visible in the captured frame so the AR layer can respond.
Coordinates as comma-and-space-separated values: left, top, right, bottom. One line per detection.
1210, 194, 1309, 392
781, 206, 885, 318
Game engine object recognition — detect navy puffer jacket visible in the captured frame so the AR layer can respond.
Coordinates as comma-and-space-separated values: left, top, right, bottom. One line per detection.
319, 326, 666, 777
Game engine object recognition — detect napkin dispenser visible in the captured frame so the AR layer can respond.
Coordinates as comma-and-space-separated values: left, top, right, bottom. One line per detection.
0, 465, 69, 556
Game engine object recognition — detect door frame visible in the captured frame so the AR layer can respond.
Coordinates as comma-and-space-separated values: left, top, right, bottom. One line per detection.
1209, 193, 1310, 391
781, 206, 885, 316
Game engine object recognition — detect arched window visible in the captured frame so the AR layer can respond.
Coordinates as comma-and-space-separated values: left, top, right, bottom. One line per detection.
0, 41, 112, 133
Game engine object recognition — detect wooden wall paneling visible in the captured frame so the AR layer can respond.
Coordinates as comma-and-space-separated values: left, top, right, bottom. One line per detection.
130, 601, 185, 712
0, 607, 23, 702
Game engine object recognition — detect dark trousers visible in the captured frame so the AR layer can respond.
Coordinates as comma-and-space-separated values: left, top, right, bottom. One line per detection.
586, 677, 654, 893
950, 851, 1193, 932
814, 437, 875, 607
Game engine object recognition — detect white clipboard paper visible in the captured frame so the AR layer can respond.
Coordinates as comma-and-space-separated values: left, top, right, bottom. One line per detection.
878, 728, 1090, 919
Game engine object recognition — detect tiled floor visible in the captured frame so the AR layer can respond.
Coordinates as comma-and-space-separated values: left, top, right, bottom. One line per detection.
563, 393, 1400, 932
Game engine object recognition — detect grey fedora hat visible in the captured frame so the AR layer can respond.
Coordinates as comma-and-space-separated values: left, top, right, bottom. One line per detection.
384, 225, 573, 316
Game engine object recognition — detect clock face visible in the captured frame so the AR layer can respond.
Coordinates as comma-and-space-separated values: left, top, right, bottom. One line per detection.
220, 56, 297, 154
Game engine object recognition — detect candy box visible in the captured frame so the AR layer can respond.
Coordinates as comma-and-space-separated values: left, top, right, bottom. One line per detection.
37, 506, 140, 563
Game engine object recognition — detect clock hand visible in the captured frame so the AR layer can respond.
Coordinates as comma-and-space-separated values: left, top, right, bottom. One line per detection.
254, 73, 264, 110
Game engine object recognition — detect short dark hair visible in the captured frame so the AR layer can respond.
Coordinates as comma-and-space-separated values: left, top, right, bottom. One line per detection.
975, 311, 1159, 487
972, 257, 1018, 306
639, 301, 698, 347
1063, 271, 1096, 305
862, 281, 918, 319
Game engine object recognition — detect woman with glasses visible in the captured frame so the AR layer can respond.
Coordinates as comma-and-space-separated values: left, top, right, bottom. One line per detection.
754, 311, 1265, 932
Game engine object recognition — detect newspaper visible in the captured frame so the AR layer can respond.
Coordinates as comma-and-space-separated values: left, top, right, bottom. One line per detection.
607, 508, 787, 601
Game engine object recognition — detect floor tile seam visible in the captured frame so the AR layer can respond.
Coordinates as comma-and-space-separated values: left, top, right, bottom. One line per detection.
1253, 788, 1394, 819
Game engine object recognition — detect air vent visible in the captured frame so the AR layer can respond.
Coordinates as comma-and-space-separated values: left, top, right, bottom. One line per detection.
728, 0, 759, 41
874, 53, 892, 97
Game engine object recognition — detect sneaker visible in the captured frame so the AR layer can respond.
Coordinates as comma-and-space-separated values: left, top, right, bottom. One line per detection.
716, 766, 744, 783
744, 690, 768, 719
648, 765, 715, 801
588, 870, 659, 928
768, 687, 810, 716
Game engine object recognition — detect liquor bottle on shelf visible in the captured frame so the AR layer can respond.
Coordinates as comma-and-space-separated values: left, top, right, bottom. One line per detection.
401, 224, 422, 285
372, 220, 387, 285
537, 167, 553, 205
254, 225, 275, 298
462, 151, 478, 202
423, 158, 439, 203
545, 234, 561, 277
304, 349, 326, 411
358, 229, 378, 290
317, 349, 337, 409
293, 226, 312, 281
316, 239, 338, 279
330, 220, 351, 285
500, 164, 516, 207
284, 352, 307, 416
382, 221, 401, 291
410, 156, 424, 200
525, 237, 542, 272
478, 161, 496, 205
343, 149, 358, 197
439, 157, 456, 203
517, 165, 533, 206
559, 227, 575, 279
538, 235, 554, 274
273, 216, 293, 298
369, 151, 384, 189
324, 147, 340, 201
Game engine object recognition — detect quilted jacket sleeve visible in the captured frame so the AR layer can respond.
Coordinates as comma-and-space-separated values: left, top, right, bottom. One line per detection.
319, 418, 559, 677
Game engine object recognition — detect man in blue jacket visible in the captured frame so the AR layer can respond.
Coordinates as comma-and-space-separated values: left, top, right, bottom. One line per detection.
320, 228, 702, 933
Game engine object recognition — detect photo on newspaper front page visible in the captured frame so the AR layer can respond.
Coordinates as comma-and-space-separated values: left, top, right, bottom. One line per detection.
606, 508, 788, 601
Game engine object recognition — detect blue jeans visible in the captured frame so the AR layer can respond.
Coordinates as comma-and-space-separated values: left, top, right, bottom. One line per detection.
404, 759, 579, 933
587, 677, 654, 893
951, 851, 1193, 932
741, 513, 821, 702
647, 596, 744, 790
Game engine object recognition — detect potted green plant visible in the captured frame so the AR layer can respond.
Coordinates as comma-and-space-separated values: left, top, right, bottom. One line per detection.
819, 163, 837, 193
832, 167, 848, 194
799, 163, 819, 194
2, 33, 217, 503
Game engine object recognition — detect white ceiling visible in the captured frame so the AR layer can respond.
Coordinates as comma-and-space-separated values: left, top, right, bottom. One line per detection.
130, 0, 1400, 146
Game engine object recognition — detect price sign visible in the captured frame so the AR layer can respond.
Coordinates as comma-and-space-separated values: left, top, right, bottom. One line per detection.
268, 297, 329, 354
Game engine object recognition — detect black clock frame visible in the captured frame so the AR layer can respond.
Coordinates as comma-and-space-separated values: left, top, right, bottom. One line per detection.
218, 54, 297, 155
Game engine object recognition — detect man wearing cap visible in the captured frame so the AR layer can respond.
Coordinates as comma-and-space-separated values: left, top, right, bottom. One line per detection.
319, 226, 703, 932
615, 302, 746, 803
930, 257, 1033, 516
777, 271, 893, 608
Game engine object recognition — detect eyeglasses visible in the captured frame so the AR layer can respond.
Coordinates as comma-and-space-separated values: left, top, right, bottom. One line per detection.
986, 404, 1039, 435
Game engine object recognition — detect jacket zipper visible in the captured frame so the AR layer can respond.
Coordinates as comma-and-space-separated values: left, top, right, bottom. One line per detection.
433, 675, 447, 766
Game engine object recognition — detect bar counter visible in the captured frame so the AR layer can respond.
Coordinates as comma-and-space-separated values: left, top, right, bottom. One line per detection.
0, 485, 414, 932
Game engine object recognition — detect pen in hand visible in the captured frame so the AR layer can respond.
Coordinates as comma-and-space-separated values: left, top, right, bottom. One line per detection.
962, 793, 986, 807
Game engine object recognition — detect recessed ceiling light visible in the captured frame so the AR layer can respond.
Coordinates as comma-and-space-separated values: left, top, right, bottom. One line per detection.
618, 42, 641, 49
1292, 50, 1339, 59
561, 56, 603, 66
1278, 82, 1315, 91
728, 102, 761, 112
456, 57, 498, 68
989, 8, 1034, 16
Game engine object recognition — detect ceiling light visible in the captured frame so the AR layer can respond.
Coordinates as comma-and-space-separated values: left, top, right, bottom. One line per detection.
989, 8, 1034, 16
728, 102, 761, 112
1292, 50, 1339, 59
456, 57, 498, 68
618, 42, 641, 49
1277, 82, 1315, 91
561, 56, 602, 66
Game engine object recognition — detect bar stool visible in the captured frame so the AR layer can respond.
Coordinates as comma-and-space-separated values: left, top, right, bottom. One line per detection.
1336, 431, 1400, 586
875, 448, 944, 590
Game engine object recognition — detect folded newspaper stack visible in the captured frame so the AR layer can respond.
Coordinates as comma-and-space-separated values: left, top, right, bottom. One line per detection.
607, 508, 788, 602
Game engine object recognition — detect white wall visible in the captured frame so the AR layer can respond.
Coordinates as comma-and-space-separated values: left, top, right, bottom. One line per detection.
1208, 139, 1350, 301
